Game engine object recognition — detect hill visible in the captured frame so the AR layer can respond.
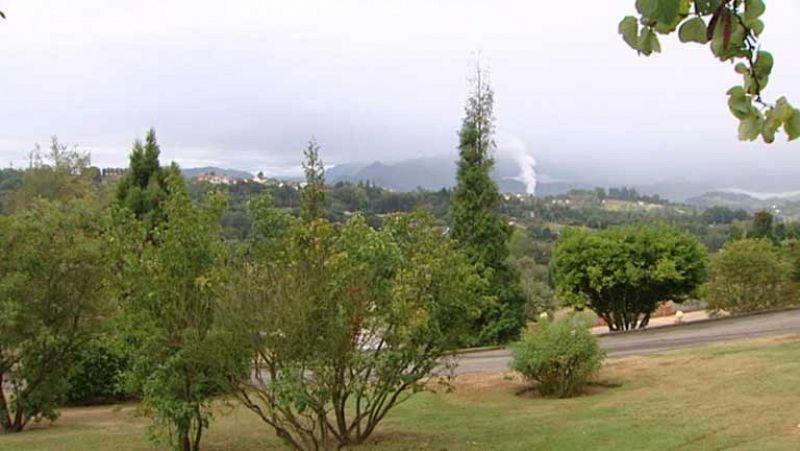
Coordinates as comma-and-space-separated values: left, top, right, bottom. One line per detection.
181, 167, 253, 180
686, 190, 800, 219
326, 155, 562, 194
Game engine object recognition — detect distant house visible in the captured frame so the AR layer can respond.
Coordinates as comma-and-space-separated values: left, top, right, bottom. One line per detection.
194, 172, 238, 185
253, 172, 271, 185
102, 167, 127, 178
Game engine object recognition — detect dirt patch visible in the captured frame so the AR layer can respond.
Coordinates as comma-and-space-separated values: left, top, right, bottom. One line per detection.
446, 372, 525, 400
448, 371, 621, 401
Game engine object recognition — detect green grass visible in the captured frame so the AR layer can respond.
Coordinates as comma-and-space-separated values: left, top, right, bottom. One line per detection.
3, 335, 800, 450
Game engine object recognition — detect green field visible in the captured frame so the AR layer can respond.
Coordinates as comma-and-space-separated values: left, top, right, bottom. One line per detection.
2, 335, 800, 451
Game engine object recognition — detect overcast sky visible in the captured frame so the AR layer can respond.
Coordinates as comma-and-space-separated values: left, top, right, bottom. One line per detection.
1, 1, 799, 186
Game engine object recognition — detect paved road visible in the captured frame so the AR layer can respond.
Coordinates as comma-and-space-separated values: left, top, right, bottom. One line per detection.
456, 308, 800, 374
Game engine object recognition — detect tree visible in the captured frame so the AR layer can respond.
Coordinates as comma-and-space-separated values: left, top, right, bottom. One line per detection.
750, 210, 774, 239
0, 168, 22, 214
115, 128, 177, 231
512, 257, 557, 319
115, 172, 234, 451
620, 0, 799, 143
300, 138, 326, 222
702, 206, 749, 225
450, 66, 526, 344
221, 208, 483, 450
552, 225, 708, 331
704, 238, 795, 313
0, 199, 109, 432
729, 222, 746, 241
12, 137, 94, 211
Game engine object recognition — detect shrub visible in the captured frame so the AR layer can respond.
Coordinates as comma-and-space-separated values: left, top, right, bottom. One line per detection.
704, 239, 795, 314
509, 316, 605, 398
222, 211, 484, 450
552, 225, 708, 331
65, 336, 130, 405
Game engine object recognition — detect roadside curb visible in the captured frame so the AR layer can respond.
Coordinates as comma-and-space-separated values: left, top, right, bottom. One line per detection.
455, 345, 505, 355
595, 305, 800, 338
456, 306, 800, 355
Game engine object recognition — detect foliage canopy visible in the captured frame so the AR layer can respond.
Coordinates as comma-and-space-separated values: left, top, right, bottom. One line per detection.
450, 67, 526, 344
552, 225, 708, 331
222, 202, 484, 450
704, 238, 795, 313
0, 199, 109, 432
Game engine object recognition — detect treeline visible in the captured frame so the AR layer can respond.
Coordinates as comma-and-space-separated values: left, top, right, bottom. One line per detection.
1, 96, 795, 451
0, 73, 528, 450
0, 133, 484, 449
202, 179, 452, 239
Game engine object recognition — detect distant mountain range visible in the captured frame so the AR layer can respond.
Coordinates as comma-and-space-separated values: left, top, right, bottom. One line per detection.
686, 190, 800, 217
326, 155, 564, 194
178, 160, 800, 217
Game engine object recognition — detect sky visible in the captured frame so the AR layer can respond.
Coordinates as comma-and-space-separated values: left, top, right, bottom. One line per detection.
1, 1, 799, 189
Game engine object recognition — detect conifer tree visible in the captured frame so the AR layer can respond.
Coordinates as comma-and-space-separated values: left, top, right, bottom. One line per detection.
300, 138, 326, 222
450, 67, 526, 344
116, 128, 177, 231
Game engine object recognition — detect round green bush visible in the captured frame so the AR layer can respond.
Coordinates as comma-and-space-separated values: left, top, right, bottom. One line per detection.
509, 316, 605, 398
65, 336, 131, 405
704, 238, 795, 314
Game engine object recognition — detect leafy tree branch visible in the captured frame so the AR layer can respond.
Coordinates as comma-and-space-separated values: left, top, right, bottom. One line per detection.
620, 0, 800, 142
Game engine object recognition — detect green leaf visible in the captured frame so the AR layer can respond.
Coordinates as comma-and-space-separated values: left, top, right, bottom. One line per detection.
738, 116, 763, 141
638, 27, 661, 56
727, 87, 752, 120
786, 109, 800, 141
653, 0, 692, 33
619, 16, 640, 51
734, 63, 749, 74
678, 17, 708, 43
655, 0, 681, 25
754, 51, 774, 77
744, 73, 768, 95
762, 110, 780, 144
636, 0, 659, 17
747, 19, 765, 37
762, 100, 792, 144
774, 97, 793, 121
745, 0, 766, 22
726, 86, 745, 97
710, 18, 746, 61
0, 10, 6, 19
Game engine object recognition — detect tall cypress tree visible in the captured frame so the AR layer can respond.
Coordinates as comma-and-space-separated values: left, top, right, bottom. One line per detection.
300, 138, 326, 222
450, 68, 525, 345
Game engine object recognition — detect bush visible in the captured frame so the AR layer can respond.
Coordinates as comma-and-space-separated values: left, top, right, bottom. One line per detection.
552, 225, 708, 331
65, 336, 130, 405
509, 316, 605, 398
704, 239, 795, 314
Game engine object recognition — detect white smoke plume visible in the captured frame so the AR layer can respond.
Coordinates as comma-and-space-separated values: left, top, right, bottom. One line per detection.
496, 132, 537, 195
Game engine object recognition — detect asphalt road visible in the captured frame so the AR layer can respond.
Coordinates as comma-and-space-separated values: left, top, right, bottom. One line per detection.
456, 308, 800, 374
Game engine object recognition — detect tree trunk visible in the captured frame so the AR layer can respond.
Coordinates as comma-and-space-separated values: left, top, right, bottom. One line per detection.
0, 380, 13, 432
11, 392, 24, 432
180, 430, 192, 451
192, 408, 203, 451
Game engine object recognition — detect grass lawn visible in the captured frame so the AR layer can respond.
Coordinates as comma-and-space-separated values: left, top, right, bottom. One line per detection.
2, 335, 800, 450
